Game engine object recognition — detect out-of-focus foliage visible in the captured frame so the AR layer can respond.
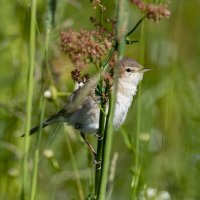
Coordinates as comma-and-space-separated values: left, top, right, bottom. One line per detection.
0, 1, 200, 199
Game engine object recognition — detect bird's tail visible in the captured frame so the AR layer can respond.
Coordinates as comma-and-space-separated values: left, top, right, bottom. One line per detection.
29, 121, 50, 135
21, 113, 62, 137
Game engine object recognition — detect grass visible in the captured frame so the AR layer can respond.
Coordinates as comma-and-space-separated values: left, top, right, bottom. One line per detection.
30, 97, 46, 200
131, 15, 146, 200
96, 1, 129, 199
22, 0, 37, 198
1, 0, 200, 200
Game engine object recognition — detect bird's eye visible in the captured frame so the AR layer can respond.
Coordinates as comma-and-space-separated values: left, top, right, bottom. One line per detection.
125, 68, 132, 73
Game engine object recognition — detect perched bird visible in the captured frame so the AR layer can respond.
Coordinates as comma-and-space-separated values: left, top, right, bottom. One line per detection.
25, 58, 150, 155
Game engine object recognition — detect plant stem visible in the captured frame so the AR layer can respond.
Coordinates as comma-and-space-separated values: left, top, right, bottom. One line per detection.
101, 48, 115, 70
131, 12, 146, 200
30, 98, 46, 200
94, 78, 106, 195
98, 0, 129, 199
29, 1, 57, 199
22, 0, 37, 199
44, 0, 57, 87
94, 48, 115, 197
126, 15, 146, 37
98, 83, 114, 199
64, 133, 85, 200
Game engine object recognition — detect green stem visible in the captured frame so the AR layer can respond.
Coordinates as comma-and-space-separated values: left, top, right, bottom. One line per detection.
101, 48, 115, 70
44, 0, 57, 87
94, 47, 115, 197
98, 0, 129, 199
29, 1, 56, 199
22, 0, 37, 199
131, 13, 146, 200
98, 84, 114, 199
126, 15, 146, 37
64, 133, 85, 200
94, 78, 106, 195
30, 98, 46, 200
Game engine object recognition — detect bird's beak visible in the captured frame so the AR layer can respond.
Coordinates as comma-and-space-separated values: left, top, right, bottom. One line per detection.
140, 68, 152, 73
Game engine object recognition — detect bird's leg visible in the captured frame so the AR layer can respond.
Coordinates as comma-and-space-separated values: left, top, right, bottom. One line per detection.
80, 133, 97, 161
94, 131, 103, 170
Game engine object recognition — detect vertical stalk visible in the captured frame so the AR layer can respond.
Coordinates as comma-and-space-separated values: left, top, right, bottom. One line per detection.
98, 0, 129, 199
94, 78, 106, 195
98, 88, 114, 199
64, 134, 85, 200
29, 1, 57, 199
44, 0, 57, 87
94, 49, 114, 197
131, 13, 146, 200
22, 0, 37, 199
30, 98, 46, 200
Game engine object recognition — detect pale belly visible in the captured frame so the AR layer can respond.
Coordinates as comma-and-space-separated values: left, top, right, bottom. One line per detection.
67, 93, 133, 134
113, 94, 133, 129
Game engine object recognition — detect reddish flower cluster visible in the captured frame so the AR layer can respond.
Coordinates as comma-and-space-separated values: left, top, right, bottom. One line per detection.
61, 20, 115, 82
130, 0, 171, 22
61, 29, 113, 67
71, 69, 89, 84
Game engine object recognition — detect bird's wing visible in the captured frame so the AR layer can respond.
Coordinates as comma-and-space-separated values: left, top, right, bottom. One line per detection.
59, 73, 101, 115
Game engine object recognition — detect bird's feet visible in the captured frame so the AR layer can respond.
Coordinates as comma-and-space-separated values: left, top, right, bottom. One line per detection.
94, 132, 103, 140
93, 158, 102, 170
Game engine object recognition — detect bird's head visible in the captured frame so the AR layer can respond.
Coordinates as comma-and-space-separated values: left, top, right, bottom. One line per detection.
118, 58, 150, 88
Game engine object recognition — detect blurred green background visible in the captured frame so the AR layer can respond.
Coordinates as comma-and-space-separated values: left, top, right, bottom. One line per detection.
0, 0, 200, 199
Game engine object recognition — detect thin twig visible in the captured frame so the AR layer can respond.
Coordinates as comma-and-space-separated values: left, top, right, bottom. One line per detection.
126, 15, 146, 37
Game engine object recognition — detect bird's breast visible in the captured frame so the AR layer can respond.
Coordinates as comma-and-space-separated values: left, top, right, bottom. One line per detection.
113, 93, 133, 129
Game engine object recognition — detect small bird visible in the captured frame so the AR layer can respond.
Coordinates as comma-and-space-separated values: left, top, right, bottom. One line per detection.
26, 58, 150, 155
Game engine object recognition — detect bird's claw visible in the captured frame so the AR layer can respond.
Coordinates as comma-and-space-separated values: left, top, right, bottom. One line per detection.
93, 158, 102, 169
95, 133, 103, 140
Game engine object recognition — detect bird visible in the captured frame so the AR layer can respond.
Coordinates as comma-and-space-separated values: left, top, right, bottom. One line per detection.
24, 58, 150, 156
